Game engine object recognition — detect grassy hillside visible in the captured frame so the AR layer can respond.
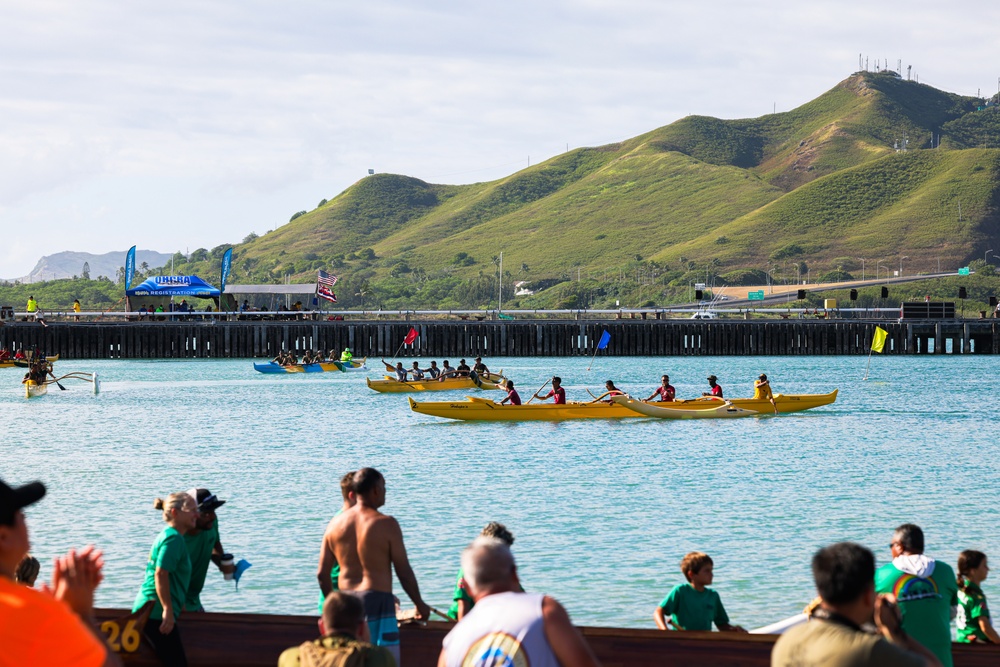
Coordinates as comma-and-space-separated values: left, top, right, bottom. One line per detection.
144, 71, 1000, 309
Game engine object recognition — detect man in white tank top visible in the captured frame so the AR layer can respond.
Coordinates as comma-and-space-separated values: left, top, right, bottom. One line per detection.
438, 537, 601, 667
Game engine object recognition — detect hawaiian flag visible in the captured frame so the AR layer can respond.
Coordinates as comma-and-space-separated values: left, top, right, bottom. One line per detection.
317, 270, 338, 303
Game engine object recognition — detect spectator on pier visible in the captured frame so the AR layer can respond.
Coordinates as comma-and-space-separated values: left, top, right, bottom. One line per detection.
754, 374, 778, 414
654, 551, 745, 632
280, 591, 395, 667
1, 477, 122, 666
534, 377, 566, 404
182, 488, 236, 613
73, 299, 82, 321
34, 306, 48, 328
955, 550, 1000, 644
448, 523, 517, 620
439, 537, 601, 667
646, 374, 676, 402
702, 375, 723, 398
318, 472, 357, 614
26, 295, 37, 320
875, 524, 958, 667
133, 492, 198, 666
772, 542, 940, 667
318, 468, 430, 665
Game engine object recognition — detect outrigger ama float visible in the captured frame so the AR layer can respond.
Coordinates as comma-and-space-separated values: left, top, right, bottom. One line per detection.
408, 390, 838, 422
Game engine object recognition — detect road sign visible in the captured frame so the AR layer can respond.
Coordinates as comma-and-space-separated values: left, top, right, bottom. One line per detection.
958, 267, 970, 275
747, 290, 765, 300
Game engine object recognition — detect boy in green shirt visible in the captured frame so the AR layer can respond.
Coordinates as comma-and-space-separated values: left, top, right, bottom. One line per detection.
654, 551, 746, 632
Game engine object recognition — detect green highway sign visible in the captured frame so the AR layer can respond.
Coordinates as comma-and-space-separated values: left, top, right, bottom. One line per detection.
747, 290, 765, 300
958, 267, 970, 275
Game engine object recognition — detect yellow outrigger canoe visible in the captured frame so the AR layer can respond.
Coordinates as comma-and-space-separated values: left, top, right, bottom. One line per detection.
24, 379, 48, 399
368, 374, 504, 393
407, 390, 838, 421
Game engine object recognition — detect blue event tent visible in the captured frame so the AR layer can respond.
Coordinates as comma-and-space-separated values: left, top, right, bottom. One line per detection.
126, 275, 221, 298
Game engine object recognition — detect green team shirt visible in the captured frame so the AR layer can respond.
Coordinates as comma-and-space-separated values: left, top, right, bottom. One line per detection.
447, 568, 472, 620
183, 517, 220, 612
658, 583, 730, 631
875, 561, 959, 667
318, 509, 344, 614
133, 526, 192, 621
956, 582, 991, 643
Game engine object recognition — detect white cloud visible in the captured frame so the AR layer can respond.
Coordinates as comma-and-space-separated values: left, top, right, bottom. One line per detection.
1, 0, 998, 276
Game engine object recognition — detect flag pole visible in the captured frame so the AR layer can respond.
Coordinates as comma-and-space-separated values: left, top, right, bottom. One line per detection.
862, 346, 874, 381
587, 345, 600, 372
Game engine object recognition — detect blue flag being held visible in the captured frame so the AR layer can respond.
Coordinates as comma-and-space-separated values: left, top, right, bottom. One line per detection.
597, 330, 611, 350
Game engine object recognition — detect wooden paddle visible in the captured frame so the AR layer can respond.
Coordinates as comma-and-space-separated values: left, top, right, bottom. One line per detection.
525, 379, 550, 404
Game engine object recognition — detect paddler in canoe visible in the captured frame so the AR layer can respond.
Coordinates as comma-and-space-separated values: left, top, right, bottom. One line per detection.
702, 375, 723, 398
498, 379, 521, 405
590, 380, 625, 404
532, 376, 566, 404
645, 375, 676, 402
754, 374, 779, 414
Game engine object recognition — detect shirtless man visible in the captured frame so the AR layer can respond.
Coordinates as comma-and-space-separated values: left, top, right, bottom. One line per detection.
318, 468, 430, 665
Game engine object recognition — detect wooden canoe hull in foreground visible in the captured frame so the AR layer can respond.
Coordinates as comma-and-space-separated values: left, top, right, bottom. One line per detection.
93, 609, 1000, 667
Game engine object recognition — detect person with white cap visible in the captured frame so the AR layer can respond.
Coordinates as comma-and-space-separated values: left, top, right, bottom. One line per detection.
1, 477, 122, 666
183, 488, 236, 612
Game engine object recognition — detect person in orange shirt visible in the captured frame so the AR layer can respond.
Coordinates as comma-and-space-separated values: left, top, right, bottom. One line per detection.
0, 478, 121, 667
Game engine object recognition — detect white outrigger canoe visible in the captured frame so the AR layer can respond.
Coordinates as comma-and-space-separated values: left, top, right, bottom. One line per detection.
24, 373, 101, 399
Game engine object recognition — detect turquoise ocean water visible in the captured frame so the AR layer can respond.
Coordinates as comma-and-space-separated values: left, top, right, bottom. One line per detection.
1, 355, 997, 629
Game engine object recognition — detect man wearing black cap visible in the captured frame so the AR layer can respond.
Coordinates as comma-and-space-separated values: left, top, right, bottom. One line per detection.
703, 375, 723, 398
183, 488, 236, 612
1, 478, 121, 666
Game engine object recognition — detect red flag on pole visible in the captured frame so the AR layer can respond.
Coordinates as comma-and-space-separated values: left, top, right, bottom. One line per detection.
403, 327, 419, 345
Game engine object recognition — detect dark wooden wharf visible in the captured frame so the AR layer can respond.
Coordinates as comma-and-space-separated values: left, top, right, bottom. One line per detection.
3, 319, 1000, 359
93, 609, 1000, 667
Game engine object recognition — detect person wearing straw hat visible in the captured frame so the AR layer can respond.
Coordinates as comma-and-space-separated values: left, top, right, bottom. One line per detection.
703, 375, 723, 398
183, 488, 236, 612
1, 477, 121, 666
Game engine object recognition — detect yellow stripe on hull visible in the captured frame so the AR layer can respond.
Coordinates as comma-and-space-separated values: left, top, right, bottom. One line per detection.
24, 380, 47, 399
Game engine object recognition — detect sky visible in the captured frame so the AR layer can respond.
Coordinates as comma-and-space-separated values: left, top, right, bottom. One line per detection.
2, 0, 998, 278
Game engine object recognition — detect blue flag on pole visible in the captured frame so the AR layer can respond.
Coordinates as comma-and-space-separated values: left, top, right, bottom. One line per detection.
124, 246, 136, 290
597, 330, 611, 350
220, 247, 233, 293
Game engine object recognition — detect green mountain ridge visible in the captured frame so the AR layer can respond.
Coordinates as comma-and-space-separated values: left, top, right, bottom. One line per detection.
156, 71, 1000, 308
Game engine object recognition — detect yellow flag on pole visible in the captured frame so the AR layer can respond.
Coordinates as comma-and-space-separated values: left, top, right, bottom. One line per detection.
871, 326, 888, 353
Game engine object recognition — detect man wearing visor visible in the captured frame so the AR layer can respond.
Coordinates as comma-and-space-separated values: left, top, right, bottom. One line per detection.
183, 488, 237, 612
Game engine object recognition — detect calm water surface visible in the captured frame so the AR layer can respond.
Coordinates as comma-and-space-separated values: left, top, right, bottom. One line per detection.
2, 355, 997, 629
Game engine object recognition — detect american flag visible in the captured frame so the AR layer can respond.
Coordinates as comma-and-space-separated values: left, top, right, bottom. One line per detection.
317, 270, 338, 288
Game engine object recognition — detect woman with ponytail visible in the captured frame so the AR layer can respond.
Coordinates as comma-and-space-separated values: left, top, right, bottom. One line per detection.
132, 493, 199, 665
956, 550, 1000, 643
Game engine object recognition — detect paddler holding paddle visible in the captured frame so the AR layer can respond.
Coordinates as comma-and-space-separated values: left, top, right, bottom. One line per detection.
703, 375, 724, 398
646, 375, 676, 402
533, 376, 566, 404
498, 380, 521, 405
754, 374, 779, 414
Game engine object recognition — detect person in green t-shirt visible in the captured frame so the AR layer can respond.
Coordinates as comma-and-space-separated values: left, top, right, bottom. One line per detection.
182, 488, 236, 612
874, 524, 959, 667
447, 521, 517, 620
654, 551, 746, 632
133, 492, 198, 666
317, 472, 357, 615
955, 549, 1000, 643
